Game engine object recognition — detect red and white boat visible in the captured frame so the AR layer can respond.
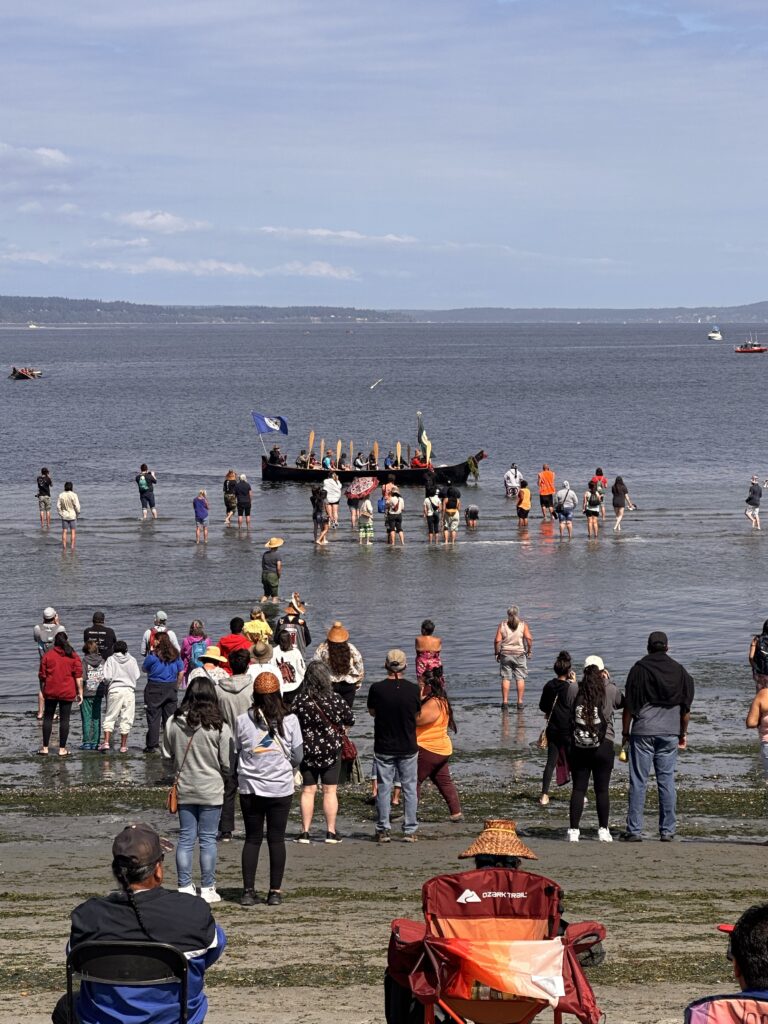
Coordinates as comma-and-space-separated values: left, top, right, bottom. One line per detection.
734, 335, 767, 354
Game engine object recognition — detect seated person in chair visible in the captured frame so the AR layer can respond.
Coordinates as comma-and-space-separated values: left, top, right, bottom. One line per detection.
53, 822, 226, 1024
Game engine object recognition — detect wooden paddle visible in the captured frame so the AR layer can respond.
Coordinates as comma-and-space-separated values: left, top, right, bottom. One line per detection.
319, 438, 325, 464
373, 440, 379, 467
407, 444, 411, 465
349, 440, 353, 467
396, 441, 402, 468
308, 430, 315, 462
336, 439, 342, 467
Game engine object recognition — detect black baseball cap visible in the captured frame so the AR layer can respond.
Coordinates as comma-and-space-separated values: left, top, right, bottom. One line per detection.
647, 631, 668, 651
112, 823, 173, 868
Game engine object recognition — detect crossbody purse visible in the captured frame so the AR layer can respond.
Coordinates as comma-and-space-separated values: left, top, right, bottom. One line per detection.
311, 699, 357, 762
537, 697, 558, 750
166, 731, 195, 814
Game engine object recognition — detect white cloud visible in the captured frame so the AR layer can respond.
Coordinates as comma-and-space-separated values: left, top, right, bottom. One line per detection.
17, 200, 43, 213
57, 202, 80, 214
114, 209, 210, 234
0, 142, 71, 171
0, 247, 58, 265
84, 255, 356, 279
260, 225, 417, 245
88, 236, 151, 250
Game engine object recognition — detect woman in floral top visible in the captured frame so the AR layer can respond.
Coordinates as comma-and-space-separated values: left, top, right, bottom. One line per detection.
311, 621, 365, 708
292, 661, 354, 844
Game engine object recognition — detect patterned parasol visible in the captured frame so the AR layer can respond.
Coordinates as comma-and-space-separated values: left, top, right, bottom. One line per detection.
344, 476, 379, 499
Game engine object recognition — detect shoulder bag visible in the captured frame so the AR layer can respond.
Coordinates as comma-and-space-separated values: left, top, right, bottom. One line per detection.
312, 698, 357, 762
166, 730, 195, 814
537, 697, 557, 750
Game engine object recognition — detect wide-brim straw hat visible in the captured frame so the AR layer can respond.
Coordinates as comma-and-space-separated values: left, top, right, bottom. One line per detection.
251, 640, 274, 662
201, 645, 227, 665
458, 819, 538, 861
264, 537, 284, 549
327, 621, 350, 643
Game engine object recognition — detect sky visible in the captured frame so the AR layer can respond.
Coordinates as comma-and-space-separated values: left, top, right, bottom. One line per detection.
1, 0, 767, 309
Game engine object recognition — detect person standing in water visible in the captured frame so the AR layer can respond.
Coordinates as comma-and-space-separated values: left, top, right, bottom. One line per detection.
516, 479, 531, 528
222, 470, 237, 527
135, 464, 158, 521
745, 475, 762, 530
583, 480, 603, 538
494, 606, 533, 710
537, 464, 556, 520
57, 481, 80, 550
193, 491, 209, 545
36, 467, 53, 528
746, 682, 768, 785
611, 476, 635, 532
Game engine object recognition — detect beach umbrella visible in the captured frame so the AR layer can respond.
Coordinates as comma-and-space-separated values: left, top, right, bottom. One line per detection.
345, 476, 379, 499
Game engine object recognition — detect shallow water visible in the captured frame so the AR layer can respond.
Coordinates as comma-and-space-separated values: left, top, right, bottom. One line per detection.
2, 322, 764, 791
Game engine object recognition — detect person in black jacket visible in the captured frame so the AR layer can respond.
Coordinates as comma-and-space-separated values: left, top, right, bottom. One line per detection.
538, 651, 577, 806
83, 610, 116, 660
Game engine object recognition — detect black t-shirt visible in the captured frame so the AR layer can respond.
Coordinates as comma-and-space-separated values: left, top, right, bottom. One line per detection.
83, 625, 117, 659
367, 677, 421, 756
234, 480, 251, 503
136, 472, 155, 494
37, 474, 52, 496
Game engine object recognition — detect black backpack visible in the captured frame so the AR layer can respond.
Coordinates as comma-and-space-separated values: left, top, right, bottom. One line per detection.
754, 635, 768, 675
571, 700, 607, 749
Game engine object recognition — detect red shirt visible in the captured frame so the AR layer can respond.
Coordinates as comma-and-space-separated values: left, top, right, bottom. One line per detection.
218, 633, 252, 668
39, 647, 83, 700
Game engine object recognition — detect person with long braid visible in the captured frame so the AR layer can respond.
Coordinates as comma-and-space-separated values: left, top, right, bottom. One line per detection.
51, 822, 226, 1024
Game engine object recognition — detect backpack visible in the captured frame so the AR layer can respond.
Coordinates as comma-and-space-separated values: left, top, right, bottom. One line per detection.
138, 474, 149, 492
188, 638, 208, 671
445, 495, 458, 511
571, 700, 607, 749
377, 497, 387, 513
754, 635, 768, 675
588, 491, 601, 509
148, 625, 167, 651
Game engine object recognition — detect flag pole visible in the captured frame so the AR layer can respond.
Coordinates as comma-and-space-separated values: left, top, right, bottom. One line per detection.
258, 433, 269, 458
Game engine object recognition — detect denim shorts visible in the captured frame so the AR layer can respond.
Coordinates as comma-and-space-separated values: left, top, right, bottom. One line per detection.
60, 518, 76, 530
195, 517, 208, 526
557, 508, 574, 522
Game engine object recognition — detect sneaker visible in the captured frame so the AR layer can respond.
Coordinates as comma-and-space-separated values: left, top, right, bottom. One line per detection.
376, 830, 391, 844
618, 832, 642, 843
142, 746, 159, 754
539, 794, 550, 806
597, 827, 613, 843
295, 832, 311, 844
200, 887, 221, 904
402, 834, 418, 843
240, 889, 258, 907
449, 813, 464, 822
567, 828, 580, 842
217, 831, 233, 843
325, 832, 343, 844
178, 884, 197, 896
659, 833, 675, 843
266, 890, 282, 906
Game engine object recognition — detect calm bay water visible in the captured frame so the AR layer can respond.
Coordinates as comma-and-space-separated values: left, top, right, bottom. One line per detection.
1, 322, 764, 734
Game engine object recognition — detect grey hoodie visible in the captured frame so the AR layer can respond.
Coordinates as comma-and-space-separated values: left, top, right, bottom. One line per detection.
161, 713, 231, 806
216, 673, 253, 761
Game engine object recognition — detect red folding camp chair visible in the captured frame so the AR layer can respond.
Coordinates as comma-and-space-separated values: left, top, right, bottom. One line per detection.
387, 868, 605, 1024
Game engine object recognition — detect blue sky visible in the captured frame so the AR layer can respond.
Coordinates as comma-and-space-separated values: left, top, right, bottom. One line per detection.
1, 0, 766, 308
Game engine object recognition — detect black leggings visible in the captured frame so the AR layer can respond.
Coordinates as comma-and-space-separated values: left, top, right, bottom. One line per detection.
240, 792, 293, 892
42, 699, 72, 749
569, 740, 615, 829
541, 736, 567, 794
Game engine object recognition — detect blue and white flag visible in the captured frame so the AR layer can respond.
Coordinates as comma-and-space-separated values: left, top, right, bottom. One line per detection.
251, 412, 288, 436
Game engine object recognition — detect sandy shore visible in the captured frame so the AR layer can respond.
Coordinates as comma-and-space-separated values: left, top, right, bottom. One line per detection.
2, 774, 764, 1024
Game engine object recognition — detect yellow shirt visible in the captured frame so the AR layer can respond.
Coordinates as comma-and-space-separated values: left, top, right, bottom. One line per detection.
416, 700, 452, 756
243, 619, 273, 643
518, 487, 531, 511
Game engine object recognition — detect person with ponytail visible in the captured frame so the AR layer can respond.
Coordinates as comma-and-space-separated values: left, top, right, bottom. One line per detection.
38, 631, 83, 756
162, 678, 231, 904
235, 672, 303, 908
567, 658, 624, 843
52, 822, 226, 1024
416, 668, 462, 821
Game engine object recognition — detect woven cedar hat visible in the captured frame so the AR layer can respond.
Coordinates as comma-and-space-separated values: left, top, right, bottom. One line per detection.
458, 819, 537, 861
327, 621, 350, 643
253, 671, 280, 694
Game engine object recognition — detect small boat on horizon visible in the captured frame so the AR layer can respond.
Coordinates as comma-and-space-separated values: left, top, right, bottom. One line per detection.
8, 366, 43, 379
707, 326, 723, 341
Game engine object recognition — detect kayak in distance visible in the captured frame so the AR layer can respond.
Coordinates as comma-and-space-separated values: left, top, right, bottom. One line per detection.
261, 450, 487, 486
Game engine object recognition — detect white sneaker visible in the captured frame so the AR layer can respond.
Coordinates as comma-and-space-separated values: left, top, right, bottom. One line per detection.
566, 828, 580, 842
178, 884, 197, 896
200, 887, 221, 904
597, 827, 613, 843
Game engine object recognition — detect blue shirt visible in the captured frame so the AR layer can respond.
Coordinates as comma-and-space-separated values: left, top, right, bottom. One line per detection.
142, 654, 183, 684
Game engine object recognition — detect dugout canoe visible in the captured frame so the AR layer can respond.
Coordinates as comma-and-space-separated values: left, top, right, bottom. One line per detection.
261, 450, 487, 486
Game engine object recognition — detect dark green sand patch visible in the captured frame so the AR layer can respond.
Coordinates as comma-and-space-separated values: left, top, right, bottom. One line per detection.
0, 786, 166, 815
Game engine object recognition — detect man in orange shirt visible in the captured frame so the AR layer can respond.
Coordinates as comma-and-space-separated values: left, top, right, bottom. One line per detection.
537, 464, 556, 519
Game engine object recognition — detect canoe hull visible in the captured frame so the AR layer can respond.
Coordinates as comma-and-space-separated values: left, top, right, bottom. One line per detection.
261, 451, 486, 486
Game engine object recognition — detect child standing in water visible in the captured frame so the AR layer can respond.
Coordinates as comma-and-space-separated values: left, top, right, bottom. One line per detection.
193, 490, 209, 544
358, 495, 374, 545
415, 619, 443, 681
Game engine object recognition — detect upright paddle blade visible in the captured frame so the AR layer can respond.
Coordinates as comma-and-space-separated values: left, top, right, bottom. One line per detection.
308, 430, 315, 459
336, 439, 342, 466
319, 438, 325, 464
396, 441, 402, 467
349, 441, 353, 466
373, 440, 379, 465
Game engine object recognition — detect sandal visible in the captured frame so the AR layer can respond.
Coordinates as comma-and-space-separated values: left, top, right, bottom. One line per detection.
58, 749, 70, 757
37, 748, 49, 756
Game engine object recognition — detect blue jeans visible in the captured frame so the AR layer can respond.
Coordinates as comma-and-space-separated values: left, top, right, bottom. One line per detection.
376, 753, 418, 835
626, 735, 679, 837
177, 803, 222, 888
